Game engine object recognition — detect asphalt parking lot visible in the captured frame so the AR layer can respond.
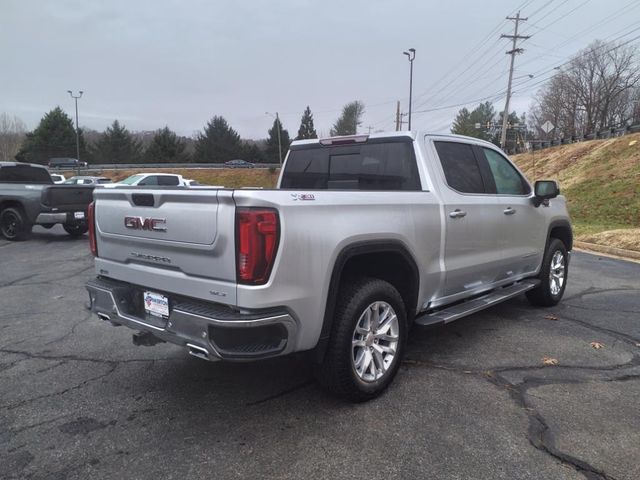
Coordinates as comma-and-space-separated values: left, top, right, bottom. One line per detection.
1, 226, 639, 480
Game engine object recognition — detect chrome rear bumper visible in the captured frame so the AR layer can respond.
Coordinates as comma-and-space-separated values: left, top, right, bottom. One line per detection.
86, 276, 297, 361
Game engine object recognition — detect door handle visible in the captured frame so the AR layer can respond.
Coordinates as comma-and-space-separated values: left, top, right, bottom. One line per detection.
503, 207, 516, 215
449, 209, 467, 218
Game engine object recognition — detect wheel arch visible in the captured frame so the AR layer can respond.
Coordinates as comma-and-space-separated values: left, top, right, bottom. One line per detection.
313, 240, 420, 362
547, 219, 573, 251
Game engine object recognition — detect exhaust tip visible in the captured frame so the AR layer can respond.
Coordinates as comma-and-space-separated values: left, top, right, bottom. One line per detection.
187, 344, 210, 361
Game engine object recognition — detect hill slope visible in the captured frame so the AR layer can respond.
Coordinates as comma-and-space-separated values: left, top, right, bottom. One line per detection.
512, 133, 640, 251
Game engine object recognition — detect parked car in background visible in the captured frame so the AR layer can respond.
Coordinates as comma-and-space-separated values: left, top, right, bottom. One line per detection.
224, 159, 255, 168
109, 173, 187, 187
63, 176, 112, 185
50, 174, 66, 184
67, 176, 111, 185
0, 162, 94, 240
48, 158, 87, 169
184, 179, 200, 187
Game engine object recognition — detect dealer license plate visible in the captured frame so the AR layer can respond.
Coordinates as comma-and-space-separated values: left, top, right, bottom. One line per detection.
143, 291, 169, 318
74, 211, 85, 219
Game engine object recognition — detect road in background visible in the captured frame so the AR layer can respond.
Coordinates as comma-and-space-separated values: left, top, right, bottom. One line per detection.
1, 227, 639, 480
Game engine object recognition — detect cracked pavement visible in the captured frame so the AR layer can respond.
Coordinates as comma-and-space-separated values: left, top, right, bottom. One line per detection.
1, 225, 639, 480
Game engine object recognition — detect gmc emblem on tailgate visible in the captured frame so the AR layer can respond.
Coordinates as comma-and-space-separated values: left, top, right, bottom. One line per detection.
124, 216, 167, 232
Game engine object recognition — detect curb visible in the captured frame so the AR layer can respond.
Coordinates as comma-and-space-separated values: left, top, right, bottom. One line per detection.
574, 240, 640, 263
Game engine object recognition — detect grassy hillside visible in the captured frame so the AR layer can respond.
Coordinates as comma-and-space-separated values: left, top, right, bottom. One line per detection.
511, 134, 640, 250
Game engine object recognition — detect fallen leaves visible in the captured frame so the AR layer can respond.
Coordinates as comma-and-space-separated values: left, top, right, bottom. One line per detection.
590, 341, 605, 349
542, 357, 559, 366
544, 314, 558, 321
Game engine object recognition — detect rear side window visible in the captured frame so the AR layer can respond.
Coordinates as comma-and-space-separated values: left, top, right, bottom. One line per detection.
280, 141, 420, 191
481, 148, 530, 195
434, 141, 485, 194
0, 166, 53, 184
157, 176, 180, 186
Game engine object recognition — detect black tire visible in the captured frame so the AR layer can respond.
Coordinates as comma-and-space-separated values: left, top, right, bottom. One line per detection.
63, 222, 88, 236
315, 277, 407, 402
0, 206, 32, 241
526, 238, 568, 307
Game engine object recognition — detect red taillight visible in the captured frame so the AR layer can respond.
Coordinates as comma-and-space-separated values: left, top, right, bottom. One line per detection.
88, 201, 97, 257
236, 208, 279, 285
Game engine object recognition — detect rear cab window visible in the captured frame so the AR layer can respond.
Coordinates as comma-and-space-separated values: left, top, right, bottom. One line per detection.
280, 138, 421, 191
0, 165, 53, 184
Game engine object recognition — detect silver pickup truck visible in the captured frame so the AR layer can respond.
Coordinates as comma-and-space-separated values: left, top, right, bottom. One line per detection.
85, 132, 572, 401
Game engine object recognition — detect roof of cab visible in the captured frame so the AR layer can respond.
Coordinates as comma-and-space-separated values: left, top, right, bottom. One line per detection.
290, 130, 498, 149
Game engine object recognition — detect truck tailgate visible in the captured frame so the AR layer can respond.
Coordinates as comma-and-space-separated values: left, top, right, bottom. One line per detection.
93, 188, 237, 302
41, 185, 95, 210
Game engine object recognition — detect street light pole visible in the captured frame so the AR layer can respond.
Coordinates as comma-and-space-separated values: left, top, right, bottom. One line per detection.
403, 48, 415, 131
265, 111, 283, 165
67, 90, 83, 161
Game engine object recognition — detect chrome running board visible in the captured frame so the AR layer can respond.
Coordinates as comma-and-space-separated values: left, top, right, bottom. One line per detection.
415, 279, 540, 326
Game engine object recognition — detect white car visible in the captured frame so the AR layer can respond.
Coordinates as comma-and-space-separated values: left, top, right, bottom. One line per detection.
110, 173, 187, 187
50, 173, 65, 184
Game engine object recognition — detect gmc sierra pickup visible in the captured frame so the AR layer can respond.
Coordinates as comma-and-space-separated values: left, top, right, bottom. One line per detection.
85, 132, 572, 401
0, 162, 95, 240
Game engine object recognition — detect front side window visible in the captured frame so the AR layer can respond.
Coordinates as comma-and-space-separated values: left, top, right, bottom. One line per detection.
433, 141, 485, 194
482, 148, 530, 195
138, 176, 158, 186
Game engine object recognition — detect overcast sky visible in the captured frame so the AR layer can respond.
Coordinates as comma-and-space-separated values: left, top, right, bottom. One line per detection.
1, 0, 637, 139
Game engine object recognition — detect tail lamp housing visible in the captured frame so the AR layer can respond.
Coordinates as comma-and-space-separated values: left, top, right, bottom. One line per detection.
236, 208, 280, 285
88, 201, 97, 256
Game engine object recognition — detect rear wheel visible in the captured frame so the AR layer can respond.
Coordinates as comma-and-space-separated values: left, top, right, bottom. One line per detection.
315, 277, 407, 402
63, 221, 88, 236
0, 206, 31, 241
526, 238, 568, 306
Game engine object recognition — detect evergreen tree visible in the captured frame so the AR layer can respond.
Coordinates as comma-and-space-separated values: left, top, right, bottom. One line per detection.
451, 102, 496, 140
451, 107, 474, 136
194, 116, 243, 163
330, 101, 365, 136
15, 107, 89, 164
265, 118, 291, 164
91, 120, 142, 164
143, 126, 189, 163
296, 106, 317, 140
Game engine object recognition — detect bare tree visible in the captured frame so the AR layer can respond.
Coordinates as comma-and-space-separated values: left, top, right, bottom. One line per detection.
0, 113, 27, 160
531, 40, 640, 139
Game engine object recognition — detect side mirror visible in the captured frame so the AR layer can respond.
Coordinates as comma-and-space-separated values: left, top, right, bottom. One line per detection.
533, 180, 560, 206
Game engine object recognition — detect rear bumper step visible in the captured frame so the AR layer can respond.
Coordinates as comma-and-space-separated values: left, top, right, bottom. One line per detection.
86, 276, 297, 361
415, 279, 540, 326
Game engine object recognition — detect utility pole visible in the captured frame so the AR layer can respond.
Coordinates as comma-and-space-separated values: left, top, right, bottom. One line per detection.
67, 90, 83, 162
395, 101, 401, 131
500, 12, 529, 151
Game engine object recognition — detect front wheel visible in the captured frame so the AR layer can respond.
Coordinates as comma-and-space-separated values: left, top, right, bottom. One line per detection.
526, 238, 568, 307
0, 207, 32, 240
315, 277, 407, 402
63, 222, 88, 236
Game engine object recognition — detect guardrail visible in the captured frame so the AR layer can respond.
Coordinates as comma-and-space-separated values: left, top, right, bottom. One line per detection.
527, 123, 640, 152
51, 162, 281, 170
